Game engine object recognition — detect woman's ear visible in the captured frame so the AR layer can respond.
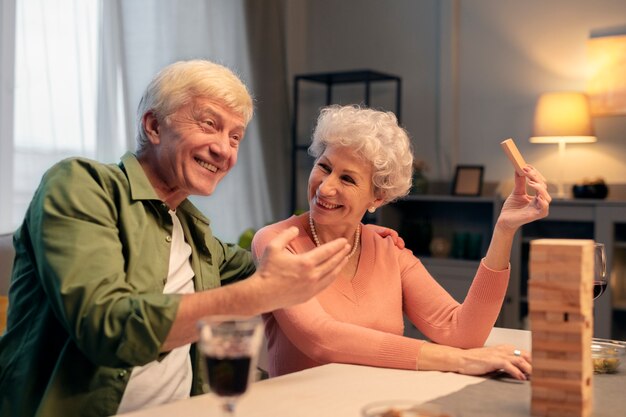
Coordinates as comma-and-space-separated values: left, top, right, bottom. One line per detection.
372, 195, 385, 210
368, 197, 385, 213
142, 111, 161, 144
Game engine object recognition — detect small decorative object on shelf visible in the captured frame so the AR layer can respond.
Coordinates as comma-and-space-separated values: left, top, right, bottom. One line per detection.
450, 232, 482, 260
572, 178, 609, 199
451, 232, 468, 259
429, 237, 451, 258
410, 160, 429, 195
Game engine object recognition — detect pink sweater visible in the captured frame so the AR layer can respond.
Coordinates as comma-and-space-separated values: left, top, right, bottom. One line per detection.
251, 214, 510, 377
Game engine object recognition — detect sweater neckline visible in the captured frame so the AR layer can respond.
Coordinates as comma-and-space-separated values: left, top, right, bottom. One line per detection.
295, 214, 374, 303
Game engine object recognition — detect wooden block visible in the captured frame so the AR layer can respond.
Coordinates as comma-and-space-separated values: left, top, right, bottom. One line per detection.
529, 270, 591, 283
531, 400, 592, 417
529, 280, 588, 292
532, 387, 589, 405
533, 385, 568, 401
529, 262, 593, 278
532, 339, 583, 353
530, 243, 588, 259
531, 238, 594, 251
500, 138, 527, 175
533, 369, 569, 380
548, 351, 569, 360
563, 313, 587, 323
529, 301, 592, 314
534, 357, 584, 372
546, 311, 569, 322
532, 377, 588, 392
531, 318, 591, 333
529, 257, 593, 270
529, 262, 593, 283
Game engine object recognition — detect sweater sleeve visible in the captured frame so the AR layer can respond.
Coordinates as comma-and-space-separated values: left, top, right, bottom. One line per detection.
400, 251, 510, 349
272, 298, 425, 371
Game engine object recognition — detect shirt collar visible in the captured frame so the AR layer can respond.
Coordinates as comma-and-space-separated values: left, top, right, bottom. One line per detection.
120, 152, 160, 201
120, 152, 210, 226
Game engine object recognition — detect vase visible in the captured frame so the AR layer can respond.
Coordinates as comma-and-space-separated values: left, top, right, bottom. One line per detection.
411, 172, 429, 195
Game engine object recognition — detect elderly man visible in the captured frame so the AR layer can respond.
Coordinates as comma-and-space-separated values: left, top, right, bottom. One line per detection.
0, 60, 351, 416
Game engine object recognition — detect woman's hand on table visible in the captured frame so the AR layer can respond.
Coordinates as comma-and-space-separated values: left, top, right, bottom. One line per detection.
457, 344, 532, 381
420, 342, 531, 381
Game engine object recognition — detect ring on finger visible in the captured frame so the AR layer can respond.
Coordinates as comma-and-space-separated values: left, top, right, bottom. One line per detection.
513, 349, 522, 357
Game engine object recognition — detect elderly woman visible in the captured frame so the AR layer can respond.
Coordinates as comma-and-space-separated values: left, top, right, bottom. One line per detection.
252, 105, 551, 380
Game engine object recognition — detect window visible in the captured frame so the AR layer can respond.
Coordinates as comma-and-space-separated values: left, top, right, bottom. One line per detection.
12, 0, 99, 227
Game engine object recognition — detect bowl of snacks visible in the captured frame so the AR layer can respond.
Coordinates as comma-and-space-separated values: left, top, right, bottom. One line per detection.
591, 339, 626, 374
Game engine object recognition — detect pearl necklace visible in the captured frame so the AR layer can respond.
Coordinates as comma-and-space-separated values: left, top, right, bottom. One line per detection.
309, 213, 361, 259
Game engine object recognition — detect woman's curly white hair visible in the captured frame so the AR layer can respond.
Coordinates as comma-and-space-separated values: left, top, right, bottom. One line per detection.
308, 105, 414, 205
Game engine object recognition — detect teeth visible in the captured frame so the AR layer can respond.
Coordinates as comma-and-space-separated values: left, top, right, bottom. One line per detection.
195, 158, 218, 172
317, 198, 339, 209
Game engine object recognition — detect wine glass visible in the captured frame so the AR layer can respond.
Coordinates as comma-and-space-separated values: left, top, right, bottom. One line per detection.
198, 316, 263, 416
593, 242, 607, 299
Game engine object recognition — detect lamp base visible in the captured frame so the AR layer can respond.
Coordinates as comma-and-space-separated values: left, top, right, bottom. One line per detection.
555, 181, 567, 199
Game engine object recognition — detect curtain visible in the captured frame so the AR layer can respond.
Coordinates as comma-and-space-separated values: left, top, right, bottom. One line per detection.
97, 0, 134, 164
119, 0, 288, 242
0, 0, 16, 234
4, 0, 102, 232
243, 0, 291, 222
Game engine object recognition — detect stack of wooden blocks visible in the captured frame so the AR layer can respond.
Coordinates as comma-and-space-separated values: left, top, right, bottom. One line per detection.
529, 239, 594, 417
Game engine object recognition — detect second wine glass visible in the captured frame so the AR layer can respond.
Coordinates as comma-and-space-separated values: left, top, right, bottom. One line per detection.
593, 243, 607, 299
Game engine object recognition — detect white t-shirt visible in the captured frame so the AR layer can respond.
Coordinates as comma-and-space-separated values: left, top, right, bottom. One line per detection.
117, 210, 195, 414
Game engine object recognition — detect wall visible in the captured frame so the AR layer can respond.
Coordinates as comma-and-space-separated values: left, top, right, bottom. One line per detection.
286, 0, 626, 195
459, 0, 626, 191
284, 0, 440, 209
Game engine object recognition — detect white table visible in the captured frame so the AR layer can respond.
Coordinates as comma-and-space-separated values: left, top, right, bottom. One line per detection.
118, 327, 530, 417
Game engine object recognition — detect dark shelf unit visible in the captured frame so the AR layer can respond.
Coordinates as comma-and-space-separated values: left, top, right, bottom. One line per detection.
290, 69, 402, 214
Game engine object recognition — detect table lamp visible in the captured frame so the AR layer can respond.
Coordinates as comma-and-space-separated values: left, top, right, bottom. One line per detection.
530, 91, 597, 198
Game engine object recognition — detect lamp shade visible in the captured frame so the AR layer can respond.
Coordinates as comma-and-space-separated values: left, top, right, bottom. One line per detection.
530, 92, 597, 144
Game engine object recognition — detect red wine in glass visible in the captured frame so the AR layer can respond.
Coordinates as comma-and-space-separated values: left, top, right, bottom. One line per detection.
205, 356, 252, 397
593, 281, 607, 299
198, 316, 263, 416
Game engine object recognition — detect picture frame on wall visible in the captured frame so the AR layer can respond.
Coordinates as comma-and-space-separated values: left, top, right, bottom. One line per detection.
451, 165, 484, 196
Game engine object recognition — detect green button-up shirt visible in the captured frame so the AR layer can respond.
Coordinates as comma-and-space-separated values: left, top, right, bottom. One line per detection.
0, 153, 255, 417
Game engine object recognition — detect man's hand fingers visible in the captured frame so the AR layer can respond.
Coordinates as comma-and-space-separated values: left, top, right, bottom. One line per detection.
267, 226, 300, 252
311, 241, 351, 279
306, 238, 349, 267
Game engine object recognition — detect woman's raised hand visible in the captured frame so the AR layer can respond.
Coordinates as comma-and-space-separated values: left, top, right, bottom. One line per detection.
497, 165, 551, 232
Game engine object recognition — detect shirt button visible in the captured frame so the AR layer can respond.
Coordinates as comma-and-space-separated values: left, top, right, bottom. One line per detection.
165, 235, 172, 243
118, 370, 128, 379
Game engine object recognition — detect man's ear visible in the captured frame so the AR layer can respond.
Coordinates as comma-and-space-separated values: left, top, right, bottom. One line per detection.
142, 111, 161, 144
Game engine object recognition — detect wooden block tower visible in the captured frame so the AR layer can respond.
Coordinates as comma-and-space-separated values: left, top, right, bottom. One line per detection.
529, 239, 594, 417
